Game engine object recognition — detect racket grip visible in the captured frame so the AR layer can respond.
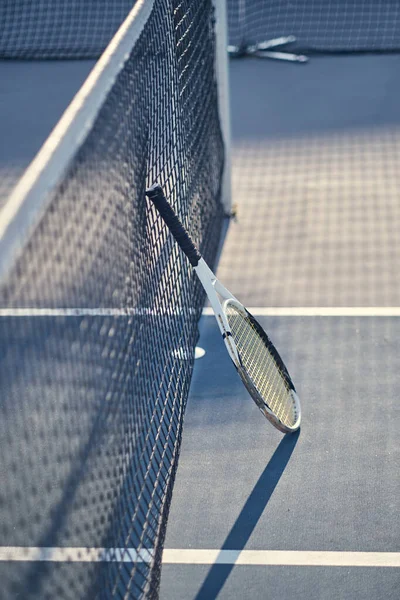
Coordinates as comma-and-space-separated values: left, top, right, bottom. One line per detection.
146, 183, 202, 267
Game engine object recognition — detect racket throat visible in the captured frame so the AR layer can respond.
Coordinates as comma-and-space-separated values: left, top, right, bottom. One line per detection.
194, 258, 241, 366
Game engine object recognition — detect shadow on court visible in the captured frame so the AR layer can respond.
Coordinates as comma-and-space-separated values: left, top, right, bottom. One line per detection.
194, 430, 300, 600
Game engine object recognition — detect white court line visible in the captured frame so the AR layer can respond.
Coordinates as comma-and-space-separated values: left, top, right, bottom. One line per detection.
1, 307, 400, 318
0, 548, 399, 567
203, 307, 400, 317
0, 547, 153, 563
0, 308, 197, 317
162, 549, 400, 567
0, 308, 138, 317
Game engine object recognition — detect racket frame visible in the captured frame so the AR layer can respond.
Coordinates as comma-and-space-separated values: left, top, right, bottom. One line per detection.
194, 257, 241, 366
145, 183, 301, 433
196, 259, 301, 433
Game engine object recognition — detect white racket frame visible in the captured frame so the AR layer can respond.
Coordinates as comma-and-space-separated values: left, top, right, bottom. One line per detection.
195, 258, 241, 365
195, 258, 301, 433
146, 183, 301, 433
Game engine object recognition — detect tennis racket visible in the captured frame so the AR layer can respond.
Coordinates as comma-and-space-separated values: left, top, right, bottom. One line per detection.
145, 184, 301, 434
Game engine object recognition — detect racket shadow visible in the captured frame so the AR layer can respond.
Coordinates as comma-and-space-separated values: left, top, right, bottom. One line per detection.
194, 430, 300, 600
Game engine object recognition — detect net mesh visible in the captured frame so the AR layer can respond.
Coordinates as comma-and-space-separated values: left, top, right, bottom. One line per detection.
227, 0, 400, 54
225, 304, 298, 429
0, 1, 225, 598
0, 1, 134, 59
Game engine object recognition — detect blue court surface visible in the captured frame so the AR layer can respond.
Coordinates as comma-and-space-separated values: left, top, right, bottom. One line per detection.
159, 313, 399, 599
1, 25, 400, 600
159, 55, 400, 598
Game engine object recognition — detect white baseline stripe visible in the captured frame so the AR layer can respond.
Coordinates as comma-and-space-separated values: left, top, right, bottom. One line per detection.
0, 308, 197, 317
0, 308, 137, 317
1, 307, 400, 318
0, 548, 399, 567
162, 550, 400, 567
0, 547, 153, 563
203, 307, 400, 317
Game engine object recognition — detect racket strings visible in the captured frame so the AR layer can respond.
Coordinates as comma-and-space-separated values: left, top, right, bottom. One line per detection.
225, 305, 297, 428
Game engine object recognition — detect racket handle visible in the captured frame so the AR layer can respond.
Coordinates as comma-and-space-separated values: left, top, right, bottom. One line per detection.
146, 183, 202, 267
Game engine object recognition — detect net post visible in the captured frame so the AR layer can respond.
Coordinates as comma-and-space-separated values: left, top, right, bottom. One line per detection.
213, 0, 232, 216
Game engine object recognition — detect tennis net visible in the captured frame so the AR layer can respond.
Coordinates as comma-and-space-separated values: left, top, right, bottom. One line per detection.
0, 1, 229, 598
0, 0, 133, 58
227, 0, 400, 55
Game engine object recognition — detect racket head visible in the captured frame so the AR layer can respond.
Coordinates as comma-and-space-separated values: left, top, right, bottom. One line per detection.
223, 299, 301, 433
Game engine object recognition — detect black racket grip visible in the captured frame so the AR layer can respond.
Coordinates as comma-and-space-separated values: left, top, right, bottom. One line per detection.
146, 183, 202, 267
